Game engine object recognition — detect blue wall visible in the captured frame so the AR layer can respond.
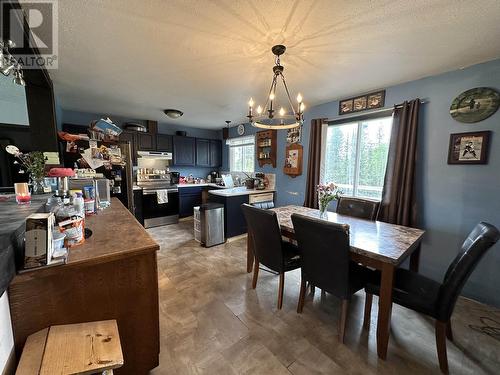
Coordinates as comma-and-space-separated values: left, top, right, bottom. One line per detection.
224, 59, 500, 307
58, 109, 222, 177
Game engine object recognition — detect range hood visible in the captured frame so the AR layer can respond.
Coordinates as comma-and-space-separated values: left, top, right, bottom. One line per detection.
137, 151, 172, 159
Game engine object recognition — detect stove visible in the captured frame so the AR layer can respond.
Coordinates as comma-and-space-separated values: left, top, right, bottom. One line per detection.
137, 171, 179, 228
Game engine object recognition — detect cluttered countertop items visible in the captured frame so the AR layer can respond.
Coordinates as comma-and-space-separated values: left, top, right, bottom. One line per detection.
0, 166, 116, 276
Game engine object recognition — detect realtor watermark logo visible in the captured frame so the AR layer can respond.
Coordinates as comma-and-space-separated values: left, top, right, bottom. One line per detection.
1, 0, 58, 69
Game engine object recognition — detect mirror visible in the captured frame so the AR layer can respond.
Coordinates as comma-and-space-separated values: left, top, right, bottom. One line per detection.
0, 73, 29, 126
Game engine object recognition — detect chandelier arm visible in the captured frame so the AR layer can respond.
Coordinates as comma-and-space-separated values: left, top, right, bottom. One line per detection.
279, 72, 297, 115
262, 74, 277, 113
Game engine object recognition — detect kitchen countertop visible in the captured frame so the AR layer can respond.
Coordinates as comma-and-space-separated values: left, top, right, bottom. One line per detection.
11, 198, 159, 282
208, 187, 275, 197
176, 183, 225, 189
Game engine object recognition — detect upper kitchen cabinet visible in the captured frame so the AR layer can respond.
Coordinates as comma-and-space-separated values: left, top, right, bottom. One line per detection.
173, 136, 196, 166
156, 134, 173, 152
209, 139, 222, 168
137, 132, 156, 151
196, 139, 210, 167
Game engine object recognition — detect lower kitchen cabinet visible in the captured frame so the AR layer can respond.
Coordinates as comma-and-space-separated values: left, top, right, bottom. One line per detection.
133, 188, 144, 225
208, 194, 249, 238
179, 187, 203, 217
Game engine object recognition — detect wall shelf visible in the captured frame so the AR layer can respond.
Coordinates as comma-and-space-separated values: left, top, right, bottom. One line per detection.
256, 130, 277, 168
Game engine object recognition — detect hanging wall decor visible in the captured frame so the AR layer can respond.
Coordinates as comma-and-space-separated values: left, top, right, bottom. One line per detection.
286, 125, 301, 144
447, 131, 491, 164
450, 87, 499, 123
339, 90, 385, 115
283, 143, 303, 177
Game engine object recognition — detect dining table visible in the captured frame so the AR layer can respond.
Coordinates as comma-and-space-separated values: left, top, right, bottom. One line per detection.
246, 205, 425, 360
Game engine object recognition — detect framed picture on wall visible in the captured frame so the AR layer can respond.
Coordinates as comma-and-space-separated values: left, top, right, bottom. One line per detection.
339, 90, 385, 115
447, 131, 491, 164
286, 125, 301, 144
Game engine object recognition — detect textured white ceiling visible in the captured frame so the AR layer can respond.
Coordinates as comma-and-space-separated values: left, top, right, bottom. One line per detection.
46, 0, 500, 129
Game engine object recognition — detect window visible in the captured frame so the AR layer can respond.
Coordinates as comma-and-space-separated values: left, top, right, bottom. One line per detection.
323, 116, 392, 199
227, 135, 255, 173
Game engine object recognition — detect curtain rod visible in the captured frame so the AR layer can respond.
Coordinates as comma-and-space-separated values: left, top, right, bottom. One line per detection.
326, 99, 428, 122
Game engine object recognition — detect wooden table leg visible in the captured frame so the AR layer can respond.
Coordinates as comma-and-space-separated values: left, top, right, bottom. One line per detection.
246, 231, 254, 273
409, 243, 421, 272
377, 263, 395, 360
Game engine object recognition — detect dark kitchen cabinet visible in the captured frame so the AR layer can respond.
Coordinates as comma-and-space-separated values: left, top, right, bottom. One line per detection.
137, 132, 156, 151
209, 139, 222, 168
133, 188, 144, 226
196, 139, 210, 167
179, 187, 203, 217
119, 130, 138, 165
208, 194, 249, 238
156, 134, 173, 152
173, 136, 196, 166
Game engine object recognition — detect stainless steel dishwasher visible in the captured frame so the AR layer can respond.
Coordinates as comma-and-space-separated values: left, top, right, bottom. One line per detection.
194, 203, 225, 247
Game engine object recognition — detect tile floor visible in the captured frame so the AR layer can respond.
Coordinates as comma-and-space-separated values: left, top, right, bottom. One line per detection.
147, 219, 500, 374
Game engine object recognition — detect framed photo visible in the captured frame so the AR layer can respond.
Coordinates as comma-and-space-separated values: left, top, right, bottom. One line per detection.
339, 99, 353, 114
353, 96, 367, 111
448, 131, 491, 164
286, 126, 301, 144
339, 90, 385, 115
367, 91, 385, 109
283, 143, 303, 177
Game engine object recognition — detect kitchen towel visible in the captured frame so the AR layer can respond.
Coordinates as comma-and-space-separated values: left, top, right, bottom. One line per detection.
156, 190, 168, 204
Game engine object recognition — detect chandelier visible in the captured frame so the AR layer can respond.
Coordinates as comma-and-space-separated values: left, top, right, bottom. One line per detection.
246, 45, 304, 130
0, 40, 25, 86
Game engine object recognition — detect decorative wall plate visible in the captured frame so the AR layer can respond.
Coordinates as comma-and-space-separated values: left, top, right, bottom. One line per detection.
450, 87, 500, 123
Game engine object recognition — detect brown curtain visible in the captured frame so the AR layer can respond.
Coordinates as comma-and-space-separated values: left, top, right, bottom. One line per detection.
304, 118, 325, 208
377, 99, 420, 226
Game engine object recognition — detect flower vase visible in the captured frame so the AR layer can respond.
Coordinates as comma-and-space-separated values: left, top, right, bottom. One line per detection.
30, 177, 45, 195
319, 201, 329, 219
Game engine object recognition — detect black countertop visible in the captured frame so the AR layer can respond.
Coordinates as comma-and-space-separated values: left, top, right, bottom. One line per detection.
0, 194, 51, 295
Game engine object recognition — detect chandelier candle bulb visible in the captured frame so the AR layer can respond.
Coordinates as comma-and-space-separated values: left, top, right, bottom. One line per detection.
257, 105, 263, 114
297, 93, 302, 103
279, 107, 285, 116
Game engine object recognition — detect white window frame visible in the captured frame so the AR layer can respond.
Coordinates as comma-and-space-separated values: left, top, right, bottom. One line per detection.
226, 135, 255, 173
323, 115, 393, 200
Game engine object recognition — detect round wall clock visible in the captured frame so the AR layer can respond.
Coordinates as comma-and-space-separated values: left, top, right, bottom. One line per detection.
237, 124, 245, 136
450, 87, 500, 123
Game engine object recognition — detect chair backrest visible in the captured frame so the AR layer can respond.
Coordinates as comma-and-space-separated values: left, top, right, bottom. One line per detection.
436, 222, 500, 321
336, 197, 380, 221
291, 213, 351, 299
241, 204, 285, 272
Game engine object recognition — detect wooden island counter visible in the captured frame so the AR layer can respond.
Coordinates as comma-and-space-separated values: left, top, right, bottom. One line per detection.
8, 198, 160, 375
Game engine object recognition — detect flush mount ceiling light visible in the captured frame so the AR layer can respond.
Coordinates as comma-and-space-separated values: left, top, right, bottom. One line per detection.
0, 40, 25, 86
246, 45, 305, 130
164, 109, 184, 119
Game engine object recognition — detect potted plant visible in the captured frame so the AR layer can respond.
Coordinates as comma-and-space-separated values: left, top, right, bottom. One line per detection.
5, 146, 46, 194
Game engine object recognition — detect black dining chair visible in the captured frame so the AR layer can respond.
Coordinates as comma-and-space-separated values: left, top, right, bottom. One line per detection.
336, 196, 380, 221
291, 213, 374, 343
241, 204, 301, 309
363, 222, 500, 373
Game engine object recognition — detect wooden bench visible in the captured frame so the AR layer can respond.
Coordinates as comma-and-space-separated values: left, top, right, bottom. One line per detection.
16, 320, 123, 375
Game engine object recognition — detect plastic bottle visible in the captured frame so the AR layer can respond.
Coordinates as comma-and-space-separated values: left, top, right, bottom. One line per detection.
73, 192, 85, 219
